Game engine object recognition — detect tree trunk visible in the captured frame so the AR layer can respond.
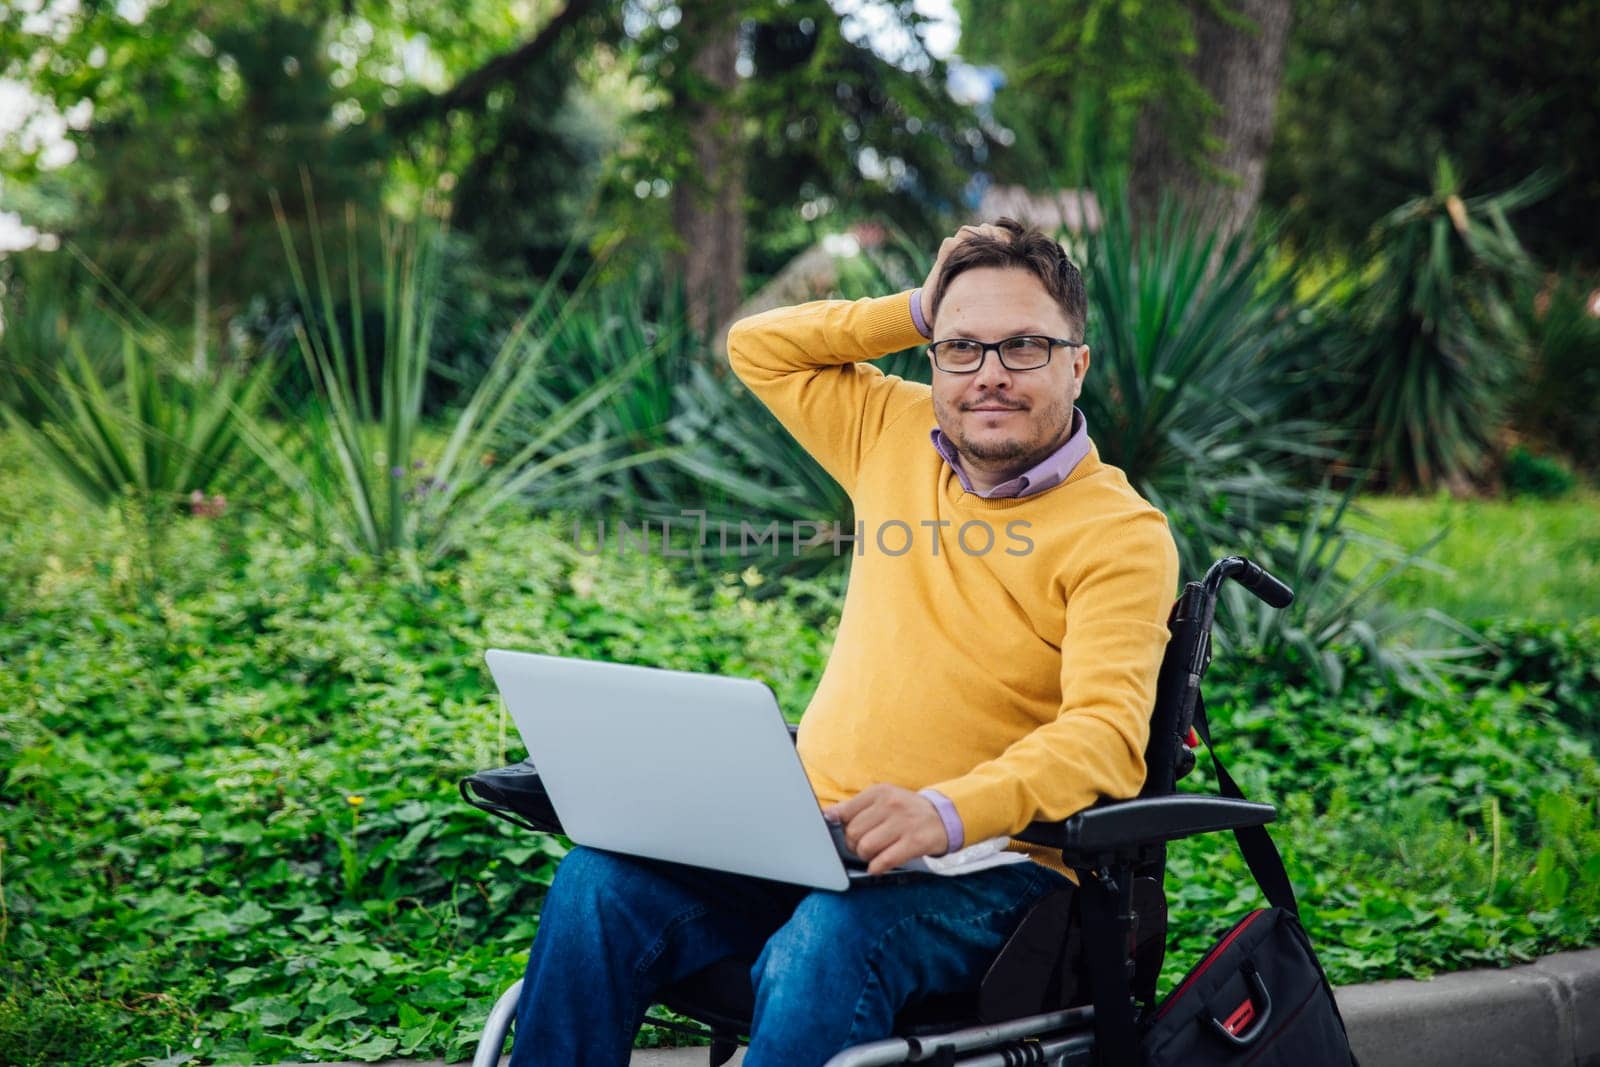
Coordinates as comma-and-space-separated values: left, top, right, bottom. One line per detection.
193, 202, 210, 374
1129, 0, 1292, 238
669, 3, 746, 341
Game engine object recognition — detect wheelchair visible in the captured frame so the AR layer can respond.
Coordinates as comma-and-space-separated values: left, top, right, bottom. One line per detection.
460, 556, 1294, 1066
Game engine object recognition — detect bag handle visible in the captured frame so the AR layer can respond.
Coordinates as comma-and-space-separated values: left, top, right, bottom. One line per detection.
1205, 961, 1274, 1047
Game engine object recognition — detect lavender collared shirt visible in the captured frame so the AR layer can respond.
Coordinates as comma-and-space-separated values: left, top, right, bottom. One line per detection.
918, 405, 1093, 852
930, 409, 1090, 500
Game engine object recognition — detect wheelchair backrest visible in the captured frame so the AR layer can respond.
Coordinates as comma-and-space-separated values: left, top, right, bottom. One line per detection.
1140, 581, 1214, 799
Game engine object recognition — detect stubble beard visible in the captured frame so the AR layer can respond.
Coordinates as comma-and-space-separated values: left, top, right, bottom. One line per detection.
936, 392, 1075, 468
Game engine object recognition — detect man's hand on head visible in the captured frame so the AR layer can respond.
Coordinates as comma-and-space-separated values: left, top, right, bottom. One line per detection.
921, 223, 1011, 322
822, 783, 951, 876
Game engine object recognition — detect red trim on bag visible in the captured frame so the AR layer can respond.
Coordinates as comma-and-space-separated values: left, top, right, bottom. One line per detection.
1223, 998, 1256, 1035
1156, 908, 1267, 1019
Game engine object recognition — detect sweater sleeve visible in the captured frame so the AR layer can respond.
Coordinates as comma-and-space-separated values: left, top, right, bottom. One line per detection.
725, 293, 931, 495
925, 508, 1181, 842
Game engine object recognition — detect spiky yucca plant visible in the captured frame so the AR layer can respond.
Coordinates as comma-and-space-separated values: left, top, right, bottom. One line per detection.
2, 333, 274, 514
1340, 158, 1549, 490
1077, 190, 1336, 577
249, 195, 673, 579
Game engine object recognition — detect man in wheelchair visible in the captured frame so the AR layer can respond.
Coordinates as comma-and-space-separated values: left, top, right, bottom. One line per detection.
508, 220, 1182, 1065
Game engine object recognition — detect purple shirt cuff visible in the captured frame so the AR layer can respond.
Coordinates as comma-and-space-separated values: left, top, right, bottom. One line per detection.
919, 788, 965, 854
909, 288, 931, 339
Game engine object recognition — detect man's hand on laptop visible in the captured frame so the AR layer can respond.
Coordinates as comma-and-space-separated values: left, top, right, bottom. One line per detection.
823, 784, 950, 876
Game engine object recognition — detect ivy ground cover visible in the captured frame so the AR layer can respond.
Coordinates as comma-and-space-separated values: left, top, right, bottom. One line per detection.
2, 471, 1597, 1064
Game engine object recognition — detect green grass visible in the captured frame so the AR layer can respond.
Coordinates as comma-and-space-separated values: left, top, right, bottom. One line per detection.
1349, 491, 1600, 624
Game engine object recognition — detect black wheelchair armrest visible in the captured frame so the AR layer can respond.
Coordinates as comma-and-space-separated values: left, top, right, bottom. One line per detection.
1012, 793, 1275, 855
460, 760, 565, 835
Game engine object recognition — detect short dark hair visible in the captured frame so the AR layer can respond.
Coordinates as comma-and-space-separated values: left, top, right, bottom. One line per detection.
929, 218, 1087, 340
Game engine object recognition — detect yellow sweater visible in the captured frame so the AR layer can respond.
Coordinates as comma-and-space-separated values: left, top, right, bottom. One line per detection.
726, 292, 1179, 872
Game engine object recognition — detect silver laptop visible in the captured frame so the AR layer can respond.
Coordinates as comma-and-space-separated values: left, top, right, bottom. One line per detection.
484, 649, 858, 891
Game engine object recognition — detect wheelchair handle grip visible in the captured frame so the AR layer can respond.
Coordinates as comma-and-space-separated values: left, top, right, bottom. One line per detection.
1215, 556, 1294, 609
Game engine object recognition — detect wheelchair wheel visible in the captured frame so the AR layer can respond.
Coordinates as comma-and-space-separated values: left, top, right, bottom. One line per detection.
473, 978, 523, 1067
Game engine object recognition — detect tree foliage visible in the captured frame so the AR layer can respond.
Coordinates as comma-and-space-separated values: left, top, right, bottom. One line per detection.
2, 0, 985, 327
1265, 0, 1600, 268
0, 1, 397, 312
954, 0, 1217, 187
599, 0, 986, 278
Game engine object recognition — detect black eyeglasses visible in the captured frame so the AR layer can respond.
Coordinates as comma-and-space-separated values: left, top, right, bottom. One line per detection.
928, 335, 1081, 374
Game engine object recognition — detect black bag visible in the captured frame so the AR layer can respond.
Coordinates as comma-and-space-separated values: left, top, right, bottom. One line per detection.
1141, 696, 1358, 1066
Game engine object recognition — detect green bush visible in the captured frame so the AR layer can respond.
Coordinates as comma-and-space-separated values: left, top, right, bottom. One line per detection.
1215, 486, 1480, 695
1502, 445, 1577, 498
0, 333, 276, 595
1478, 618, 1600, 747
1172, 657, 1600, 983
1512, 276, 1600, 474
1, 333, 274, 516
497, 271, 698, 513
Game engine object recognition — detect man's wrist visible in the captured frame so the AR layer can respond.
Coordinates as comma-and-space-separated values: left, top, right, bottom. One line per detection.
918, 788, 965, 854
909, 288, 932, 340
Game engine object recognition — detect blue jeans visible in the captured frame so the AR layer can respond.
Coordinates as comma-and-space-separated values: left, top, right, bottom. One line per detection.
508, 845, 1068, 1067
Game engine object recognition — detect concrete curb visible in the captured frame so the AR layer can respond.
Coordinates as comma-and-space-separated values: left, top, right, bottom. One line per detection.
1335, 947, 1600, 1067
265, 946, 1600, 1067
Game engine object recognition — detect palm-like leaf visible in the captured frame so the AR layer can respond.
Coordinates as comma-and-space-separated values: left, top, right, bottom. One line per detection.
1339, 159, 1552, 489
1, 333, 275, 513
661, 363, 856, 581
253, 194, 674, 578
1077, 191, 1336, 576
1217, 484, 1484, 694
1509, 277, 1600, 472
0, 252, 122, 425
495, 272, 697, 512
